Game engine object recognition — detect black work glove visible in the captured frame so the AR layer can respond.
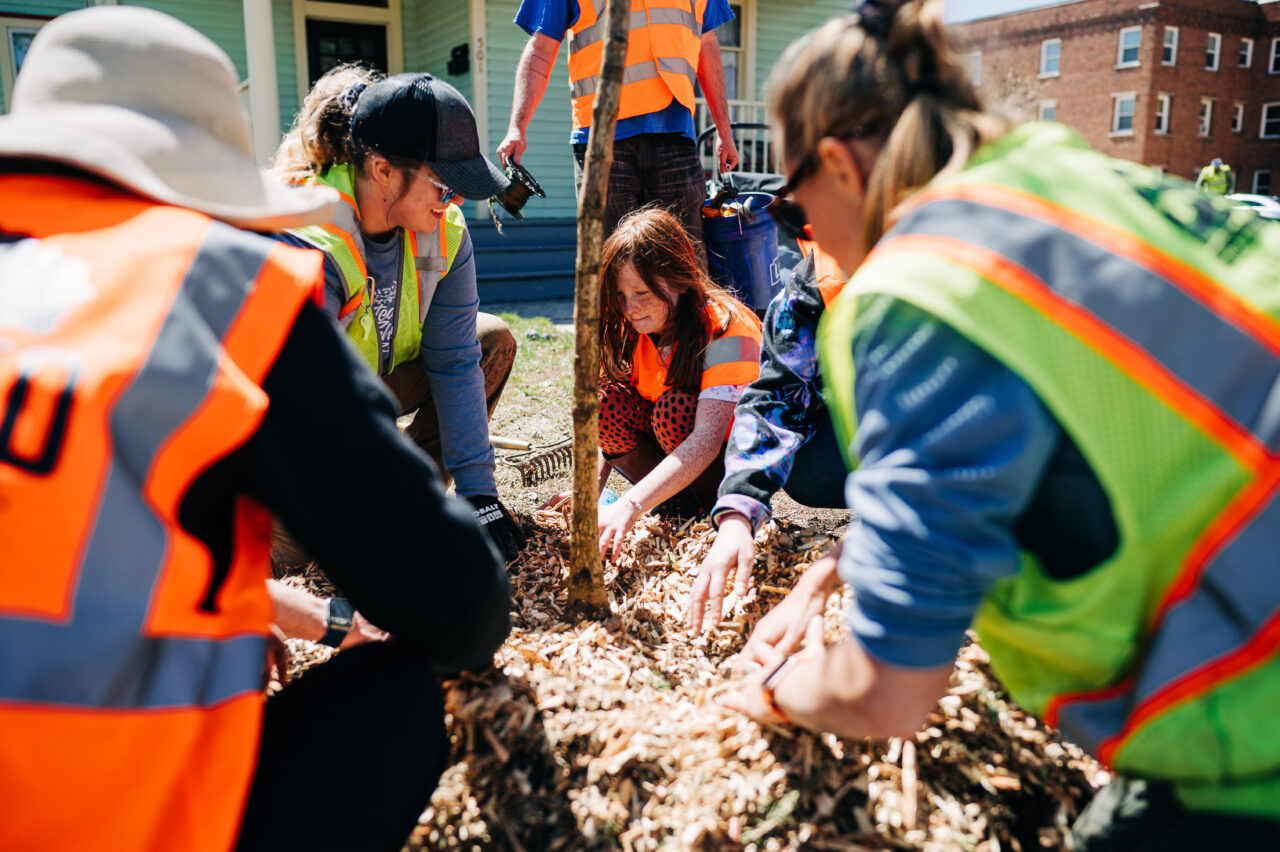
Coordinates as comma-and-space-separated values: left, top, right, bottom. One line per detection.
466, 494, 526, 563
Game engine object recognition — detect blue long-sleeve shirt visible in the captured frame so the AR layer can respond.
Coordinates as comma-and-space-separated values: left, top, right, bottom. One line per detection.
278, 228, 497, 498
838, 297, 1066, 668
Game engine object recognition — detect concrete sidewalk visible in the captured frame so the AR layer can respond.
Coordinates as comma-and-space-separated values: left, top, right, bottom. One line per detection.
483, 297, 575, 332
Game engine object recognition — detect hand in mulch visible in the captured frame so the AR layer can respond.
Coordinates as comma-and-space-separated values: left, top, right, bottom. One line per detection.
731, 549, 840, 678
686, 511, 756, 634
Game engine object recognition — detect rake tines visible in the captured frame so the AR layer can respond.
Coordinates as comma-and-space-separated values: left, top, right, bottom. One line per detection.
499, 438, 574, 487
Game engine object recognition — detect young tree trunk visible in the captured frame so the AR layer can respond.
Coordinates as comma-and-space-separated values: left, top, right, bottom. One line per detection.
567, 0, 630, 620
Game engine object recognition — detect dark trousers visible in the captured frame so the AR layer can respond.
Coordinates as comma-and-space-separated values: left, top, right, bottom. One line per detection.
382, 312, 516, 488
781, 412, 848, 509
573, 133, 706, 261
235, 642, 445, 851
1071, 777, 1280, 852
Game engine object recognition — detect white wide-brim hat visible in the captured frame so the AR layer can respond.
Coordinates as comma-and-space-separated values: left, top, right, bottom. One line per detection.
0, 6, 335, 231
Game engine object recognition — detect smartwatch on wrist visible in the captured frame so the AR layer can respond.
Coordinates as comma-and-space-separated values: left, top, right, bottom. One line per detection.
319, 597, 355, 648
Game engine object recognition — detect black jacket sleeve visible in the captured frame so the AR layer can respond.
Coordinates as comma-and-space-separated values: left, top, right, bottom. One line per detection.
182, 301, 511, 672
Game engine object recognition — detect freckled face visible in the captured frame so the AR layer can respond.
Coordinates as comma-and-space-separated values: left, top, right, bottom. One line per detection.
615, 263, 674, 336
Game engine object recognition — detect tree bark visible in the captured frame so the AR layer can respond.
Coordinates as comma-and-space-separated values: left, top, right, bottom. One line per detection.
567, 0, 630, 620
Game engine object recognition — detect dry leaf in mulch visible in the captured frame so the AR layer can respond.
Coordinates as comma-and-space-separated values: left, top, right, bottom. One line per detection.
385, 510, 1110, 852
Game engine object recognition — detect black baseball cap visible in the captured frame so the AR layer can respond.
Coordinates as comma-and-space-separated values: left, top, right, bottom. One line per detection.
350, 72, 510, 201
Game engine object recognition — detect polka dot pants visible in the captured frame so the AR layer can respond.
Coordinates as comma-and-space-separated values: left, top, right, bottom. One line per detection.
599, 381, 699, 457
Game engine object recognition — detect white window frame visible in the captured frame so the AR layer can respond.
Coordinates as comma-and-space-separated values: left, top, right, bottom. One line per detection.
1232, 101, 1244, 133
1206, 32, 1221, 71
1154, 93, 1171, 134
1262, 102, 1280, 139
1112, 92, 1136, 135
1040, 38, 1060, 77
1117, 26, 1141, 68
1271, 38, 1280, 75
1254, 169, 1271, 195
968, 50, 981, 86
1162, 26, 1178, 66
1199, 98, 1214, 137
0, 15, 47, 108
710, 0, 754, 102
1038, 99, 1057, 122
1240, 37, 1253, 68
291, 0, 405, 104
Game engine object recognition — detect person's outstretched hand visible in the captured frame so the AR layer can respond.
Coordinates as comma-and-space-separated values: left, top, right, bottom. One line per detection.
731, 549, 841, 679
686, 512, 755, 633
467, 494, 527, 563
598, 496, 642, 561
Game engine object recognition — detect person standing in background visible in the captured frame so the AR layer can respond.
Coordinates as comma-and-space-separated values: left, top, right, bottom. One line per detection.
1195, 157, 1234, 193
497, 0, 741, 252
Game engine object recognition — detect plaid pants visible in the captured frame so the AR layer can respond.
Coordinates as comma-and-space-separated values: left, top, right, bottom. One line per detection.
573, 132, 706, 261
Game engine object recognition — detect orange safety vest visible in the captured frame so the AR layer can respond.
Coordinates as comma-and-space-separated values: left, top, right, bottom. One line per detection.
567, 0, 707, 131
796, 235, 847, 308
0, 176, 322, 852
631, 300, 761, 404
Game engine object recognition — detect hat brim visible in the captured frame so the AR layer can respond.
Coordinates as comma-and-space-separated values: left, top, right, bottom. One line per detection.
427, 154, 511, 201
0, 105, 336, 231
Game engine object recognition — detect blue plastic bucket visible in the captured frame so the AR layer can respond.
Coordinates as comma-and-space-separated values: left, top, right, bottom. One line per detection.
703, 191, 780, 312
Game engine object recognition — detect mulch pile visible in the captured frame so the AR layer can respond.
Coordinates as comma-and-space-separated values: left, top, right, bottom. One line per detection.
283, 510, 1108, 851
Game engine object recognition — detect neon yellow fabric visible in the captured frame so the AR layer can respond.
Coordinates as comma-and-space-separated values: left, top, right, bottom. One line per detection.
819, 122, 1280, 815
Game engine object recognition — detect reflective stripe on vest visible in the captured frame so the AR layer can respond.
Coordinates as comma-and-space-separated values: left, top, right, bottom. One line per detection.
818, 125, 1280, 810
290, 164, 465, 374
0, 176, 322, 851
631, 301, 761, 401
567, 0, 705, 130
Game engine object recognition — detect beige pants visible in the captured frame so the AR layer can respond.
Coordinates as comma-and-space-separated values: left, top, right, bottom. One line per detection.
380, 311, 516, 488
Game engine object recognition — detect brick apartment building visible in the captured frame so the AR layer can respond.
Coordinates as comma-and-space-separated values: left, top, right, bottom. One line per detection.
956, 0, 1280, 194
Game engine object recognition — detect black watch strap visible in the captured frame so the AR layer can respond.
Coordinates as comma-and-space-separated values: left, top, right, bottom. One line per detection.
319, 597, 355, 648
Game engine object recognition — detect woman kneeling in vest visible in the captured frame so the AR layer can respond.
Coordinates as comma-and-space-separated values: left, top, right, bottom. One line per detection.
577, 208, 762, 559
721, 3, 1280, 849
272, 67, 526, 562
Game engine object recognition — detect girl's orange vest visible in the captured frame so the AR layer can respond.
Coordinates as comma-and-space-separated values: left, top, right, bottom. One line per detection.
0, 176, 322, 852
630, 300, 761, 401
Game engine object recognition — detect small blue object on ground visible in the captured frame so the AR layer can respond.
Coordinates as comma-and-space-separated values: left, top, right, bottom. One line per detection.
600, 488, 619, 505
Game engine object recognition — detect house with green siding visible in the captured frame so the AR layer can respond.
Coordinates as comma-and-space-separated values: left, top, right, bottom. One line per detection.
0, 0, 847, 298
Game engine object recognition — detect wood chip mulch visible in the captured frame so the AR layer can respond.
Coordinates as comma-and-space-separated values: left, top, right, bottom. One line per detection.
280, 510, 1108, 851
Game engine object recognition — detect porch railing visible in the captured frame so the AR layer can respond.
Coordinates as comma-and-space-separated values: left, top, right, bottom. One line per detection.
693, 98, 780, 178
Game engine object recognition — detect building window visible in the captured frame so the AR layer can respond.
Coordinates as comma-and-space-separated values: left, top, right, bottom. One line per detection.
1040, 39, 1060, 77
1162, 27, 1178, 65
1154, 93, 1171, 134
1233, 102, 1244, 133
1199, 98, 1213, 136
1262, 102, 1280, 139
1117, 26, 1141, 67
1255, 170, 1272, 195
0, 16, 45, 107
968, 51, 981, 85
1240, 38, 1253, 68
1038, 99, 1056, 122
714, 2, 747, 100
1206, 33, 1221, 71
1112, 93, 1136, 134
1271, 38, 1280, 74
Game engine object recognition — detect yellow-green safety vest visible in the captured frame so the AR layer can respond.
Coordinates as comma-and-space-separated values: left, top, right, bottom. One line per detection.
290, 163, 467, 374
820, 122, 1280, 817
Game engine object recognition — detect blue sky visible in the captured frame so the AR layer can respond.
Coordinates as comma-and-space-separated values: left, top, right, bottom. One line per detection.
945, 0, 1061, 23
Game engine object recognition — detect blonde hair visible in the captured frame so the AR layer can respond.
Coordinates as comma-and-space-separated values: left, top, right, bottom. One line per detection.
270, 64, 382, 182
768, 0, 1010, 247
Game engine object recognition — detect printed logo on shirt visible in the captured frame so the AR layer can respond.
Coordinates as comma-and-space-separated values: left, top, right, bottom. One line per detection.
475, 504, 503, 524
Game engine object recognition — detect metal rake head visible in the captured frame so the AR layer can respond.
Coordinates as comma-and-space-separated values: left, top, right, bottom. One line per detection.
499, 437, 574, 487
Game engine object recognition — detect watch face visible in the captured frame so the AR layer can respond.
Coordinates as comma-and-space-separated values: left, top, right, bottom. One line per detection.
331, 615, 354, 629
